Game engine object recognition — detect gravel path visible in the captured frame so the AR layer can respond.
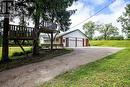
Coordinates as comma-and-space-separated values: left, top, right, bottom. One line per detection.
0, 47, 123, 87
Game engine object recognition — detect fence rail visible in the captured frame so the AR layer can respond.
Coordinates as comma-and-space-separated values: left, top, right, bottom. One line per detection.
8, 22, 57, 40
8, 25, 34, 40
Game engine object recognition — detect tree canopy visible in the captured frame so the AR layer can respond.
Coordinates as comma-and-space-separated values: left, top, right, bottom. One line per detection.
97, 23, 119, 40
117, 4, 130, 38
14, 0, 77, 31
13, 0, 77, 55
83, 21, 97, 40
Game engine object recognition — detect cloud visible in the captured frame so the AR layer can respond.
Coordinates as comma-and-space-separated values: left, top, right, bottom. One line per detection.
109, 0, 126, 12
91, 0, 127, 34
68, 1, 93, 31
69, 0, 129, 35
81, 0, 105, 5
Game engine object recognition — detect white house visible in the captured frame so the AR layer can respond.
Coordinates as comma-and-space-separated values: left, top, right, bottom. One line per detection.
39, 33, 50, 44
58, 29, 89, 47
39, 29, 89, 47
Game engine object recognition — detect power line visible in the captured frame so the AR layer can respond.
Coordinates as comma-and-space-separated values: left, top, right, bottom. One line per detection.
70, 0, 116, 29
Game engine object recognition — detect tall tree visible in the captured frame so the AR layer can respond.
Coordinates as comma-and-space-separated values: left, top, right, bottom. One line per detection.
117, 4, 130, 38
15, 0, 77, 55
98, 23, 119, 40
83, 21, 97, 40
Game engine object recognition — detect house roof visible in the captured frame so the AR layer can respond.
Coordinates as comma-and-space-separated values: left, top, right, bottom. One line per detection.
58, 29, 88, 39
39, 26, 58, 33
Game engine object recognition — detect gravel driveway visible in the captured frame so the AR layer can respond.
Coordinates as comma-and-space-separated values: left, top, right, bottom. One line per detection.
0, 47, 123, 87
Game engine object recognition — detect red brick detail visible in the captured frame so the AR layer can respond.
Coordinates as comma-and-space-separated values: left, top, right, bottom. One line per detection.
83, 39, 84, 46
60, 37, 63, 44
66, 38, 69, 47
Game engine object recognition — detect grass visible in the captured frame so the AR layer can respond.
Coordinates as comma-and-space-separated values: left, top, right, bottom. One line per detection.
0, 48, 73, 72
40, 48, 130, 87
0, 47, 31, 60
90, 40, 130, 47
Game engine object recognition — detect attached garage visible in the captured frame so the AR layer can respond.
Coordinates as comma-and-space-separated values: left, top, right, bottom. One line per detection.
77, 38, 83, 47
58, 29, 89, 47
68, 38, 76, 47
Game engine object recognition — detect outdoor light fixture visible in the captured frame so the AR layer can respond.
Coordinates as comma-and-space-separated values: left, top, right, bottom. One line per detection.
0, 0, 14, 18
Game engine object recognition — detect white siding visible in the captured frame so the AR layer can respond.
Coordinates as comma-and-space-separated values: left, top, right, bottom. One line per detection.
63, 38, 66, 47
39, 37, 44, 44
63, 30, 87, 38
62, 30, 86, 47
77, 38, 83, 47
69, 38, 76, 47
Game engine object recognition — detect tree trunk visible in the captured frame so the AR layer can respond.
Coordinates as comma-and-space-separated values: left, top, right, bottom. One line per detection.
32, 39, 39, 55
50, 32, 53, 50
2, 17, 9, 62
32, 18, 40, 55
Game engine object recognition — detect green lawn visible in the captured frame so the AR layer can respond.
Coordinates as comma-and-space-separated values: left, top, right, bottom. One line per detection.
90, 40, 130, 47
0, 47, 31, 60
40, 48, 130, 87
0, 48, 73, 72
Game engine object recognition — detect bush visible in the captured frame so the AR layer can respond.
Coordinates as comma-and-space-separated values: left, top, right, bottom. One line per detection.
93, 36, 104, 40
126, 38, 130, 40
12, 50, 32, 57
109, 36, 124, 40
94, 35, 124, 40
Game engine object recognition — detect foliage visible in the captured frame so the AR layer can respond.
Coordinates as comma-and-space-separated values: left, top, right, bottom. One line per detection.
97, 23, 119, 40
40, 48, 130, 87
14, 0, 77, 55
108, 36, 124, 40
83, 21, 97, 40
14, 0, 29, 26
12, 50, 32, 57
15, 0, 77, 31
94, 35, 124, 40
90, 40, 130, 47
83, 21, 120, 40
93, 36, 104, 40
117, 4, 130, 38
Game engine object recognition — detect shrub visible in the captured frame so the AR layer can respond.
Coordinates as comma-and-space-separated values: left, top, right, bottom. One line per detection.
93, 36, 104, 40
12, 50, 32, 57
94, 35, 124, 40
109, 36, 124, 40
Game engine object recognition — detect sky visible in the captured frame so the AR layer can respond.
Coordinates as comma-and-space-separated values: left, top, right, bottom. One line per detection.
67, 0, 130, 36
10, 0, 130, 36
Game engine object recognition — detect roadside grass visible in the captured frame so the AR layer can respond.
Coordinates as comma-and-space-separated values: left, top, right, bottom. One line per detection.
0, 48, 73, 72
0, 47, 31, 60
90, 40, 130, 47
40, 48, 130, 87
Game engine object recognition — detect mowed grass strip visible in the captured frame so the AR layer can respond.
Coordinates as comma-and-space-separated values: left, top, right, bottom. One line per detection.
40, 48, 130, 87
90, 40, 130, 47
0, 48, 73, 72
0, 47, 31, 60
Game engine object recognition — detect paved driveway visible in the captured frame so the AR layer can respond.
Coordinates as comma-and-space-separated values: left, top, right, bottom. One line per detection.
0, 47, 123, 87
